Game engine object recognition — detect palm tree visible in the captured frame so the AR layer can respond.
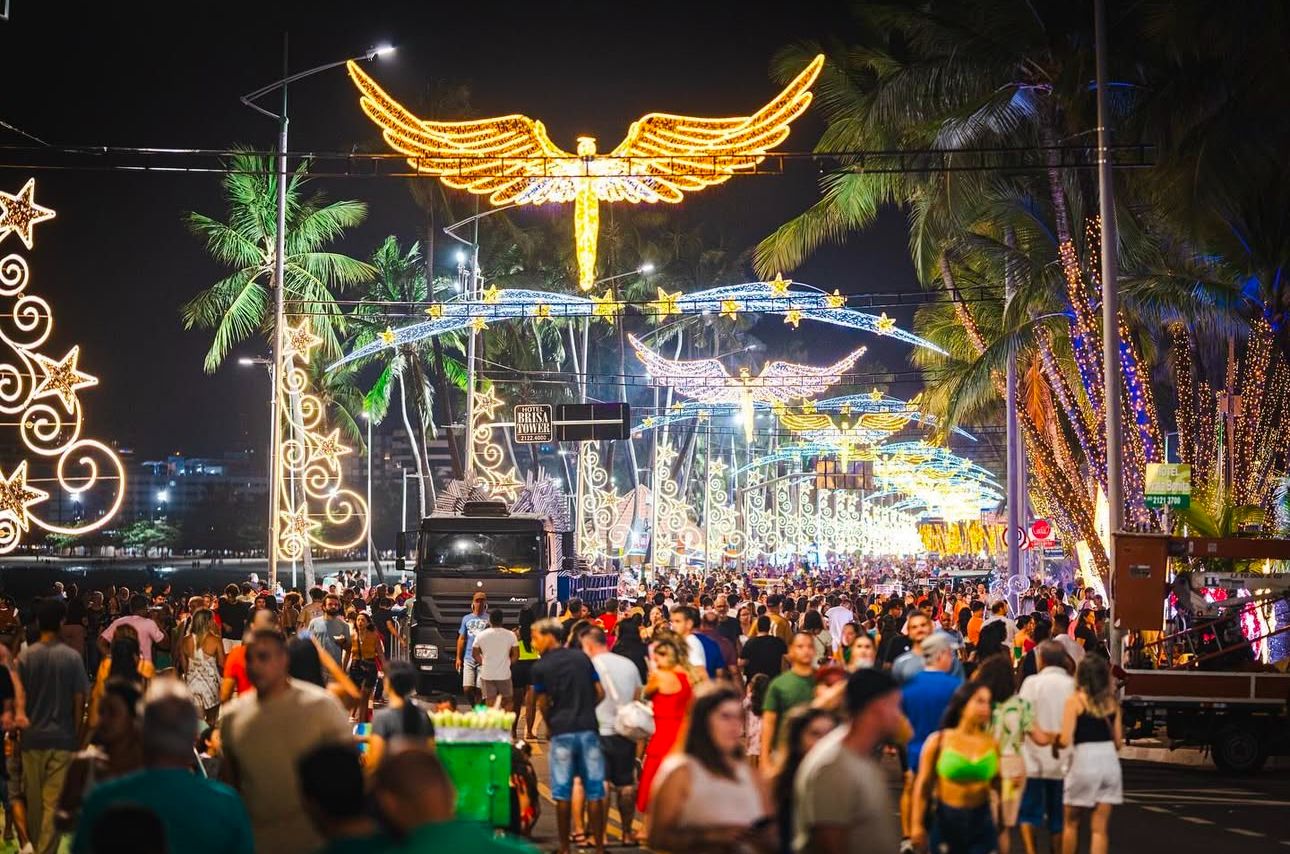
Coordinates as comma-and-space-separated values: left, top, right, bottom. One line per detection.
182, 151, 374, 370
349, 237, 449, 518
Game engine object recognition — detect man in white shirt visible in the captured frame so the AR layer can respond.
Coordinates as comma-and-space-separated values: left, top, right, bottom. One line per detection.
582, 625, 643, 847
472, 608, 519, 709
668, 606, 707, 673
1017, 641, 1076, 854
824, 595, 855, 652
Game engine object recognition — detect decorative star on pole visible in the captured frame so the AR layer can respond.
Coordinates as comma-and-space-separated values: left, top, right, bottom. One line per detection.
379, 327, 397, 346
868, 388, 885, 402
470, 316, 489, 333
0, 179, 56, 250
474, 385, 505, 419
32, 347, 98, 412
425, 303, 445, 319
709, 458, 729, 478
656, 443, 679, 467
768, 272, 793, 297
720, 299, 740, 319
784, 309, 803, 328
482, 284, 502, 304
283, 320, 323, 362
825, 289, 846, 309
0, 461, 48, 533
875, 312, 897, 335
534, 304, 553, 320
282, 504, 321, 538
307, 428, 353, 467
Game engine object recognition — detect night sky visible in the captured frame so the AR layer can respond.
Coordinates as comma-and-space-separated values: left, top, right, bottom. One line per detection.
0, 0, 956, 464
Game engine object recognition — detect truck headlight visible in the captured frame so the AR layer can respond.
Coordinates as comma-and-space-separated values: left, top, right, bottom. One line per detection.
413, 644, 439, 660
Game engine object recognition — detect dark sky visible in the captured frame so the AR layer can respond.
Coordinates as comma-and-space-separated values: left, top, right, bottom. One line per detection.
0, 0, 936, 461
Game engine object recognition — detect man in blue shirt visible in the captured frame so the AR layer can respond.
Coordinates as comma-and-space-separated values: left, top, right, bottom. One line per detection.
898, 632, 962, 853
73, 683, 253, 854
456, 591, 491, 706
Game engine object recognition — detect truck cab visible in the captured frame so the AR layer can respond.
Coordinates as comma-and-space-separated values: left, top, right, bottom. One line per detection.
401, 504, 560, 694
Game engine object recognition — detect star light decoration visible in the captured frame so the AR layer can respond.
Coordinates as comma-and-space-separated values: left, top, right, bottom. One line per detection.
630, 333, 866, 442
469, 385, 522, 500
277, 312, 368, 561
348, 55, 824, 289
0, 179, 56, 250
0, 179, 126, 553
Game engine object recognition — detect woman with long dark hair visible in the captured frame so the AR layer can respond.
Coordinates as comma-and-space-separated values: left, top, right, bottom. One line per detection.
770, 706, 835, 854
89, 635, 146, 729
1057, 655, 1122, 854
648, 683, 774, 853
367, 660, 435, 771
511, 605, 541, 738
911, 682, 1001, 854
611, 615, 649, 682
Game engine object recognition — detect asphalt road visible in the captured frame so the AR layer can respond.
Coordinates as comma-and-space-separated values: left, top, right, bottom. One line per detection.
522, 748, 1290, 853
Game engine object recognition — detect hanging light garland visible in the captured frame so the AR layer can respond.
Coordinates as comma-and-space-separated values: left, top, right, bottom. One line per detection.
331, 280, 943, 371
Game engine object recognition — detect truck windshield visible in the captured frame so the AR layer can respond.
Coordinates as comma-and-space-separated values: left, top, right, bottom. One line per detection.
422, 532, 540, 573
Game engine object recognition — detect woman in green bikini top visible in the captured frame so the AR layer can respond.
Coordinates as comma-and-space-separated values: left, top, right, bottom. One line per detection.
912, 682, 1002, 853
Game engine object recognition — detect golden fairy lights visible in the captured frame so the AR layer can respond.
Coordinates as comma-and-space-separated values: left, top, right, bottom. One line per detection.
276, 318, 368, 560
0, 180, 125, 553
469, 385, 522, 501
347, 56, 823, 289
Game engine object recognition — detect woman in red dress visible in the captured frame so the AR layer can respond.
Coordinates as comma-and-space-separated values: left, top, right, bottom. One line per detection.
637, 636, 694, 814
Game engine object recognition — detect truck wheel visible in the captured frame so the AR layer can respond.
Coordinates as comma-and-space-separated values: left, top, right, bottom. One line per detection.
1212, 723, 1267, 774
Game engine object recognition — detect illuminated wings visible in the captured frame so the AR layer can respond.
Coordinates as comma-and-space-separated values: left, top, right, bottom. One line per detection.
628, 334, 734, 396
347, 61, 573, 206
603, 55, 824, 203
753, 346, 866, 398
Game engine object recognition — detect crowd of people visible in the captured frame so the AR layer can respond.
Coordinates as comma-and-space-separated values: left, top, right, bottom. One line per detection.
445, 564, 1121, 854
0, 561, 1123, 854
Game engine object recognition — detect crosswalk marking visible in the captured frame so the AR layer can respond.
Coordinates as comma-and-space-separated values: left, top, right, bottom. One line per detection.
1180, 816, 1215, 825
1229, 829, 1266, 838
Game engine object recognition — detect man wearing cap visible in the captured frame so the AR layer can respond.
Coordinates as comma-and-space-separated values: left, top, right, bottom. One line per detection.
793, 670, 906, 853
897, 631, 962, 853
456, 592, 490, 707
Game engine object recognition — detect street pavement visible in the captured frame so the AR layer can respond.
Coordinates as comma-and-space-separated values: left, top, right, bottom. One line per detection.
522, 746, 1290, 852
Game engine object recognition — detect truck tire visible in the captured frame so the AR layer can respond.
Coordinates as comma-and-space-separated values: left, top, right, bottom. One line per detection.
1212, 722, 1267, 774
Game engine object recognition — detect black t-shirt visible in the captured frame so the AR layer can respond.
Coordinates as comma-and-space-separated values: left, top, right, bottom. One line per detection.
531, 648, 600, 736
371, 606, 395, 647
0, 667, 13, 708
882, 634, 912, 667
740, 635, 787, 681
220, 600, 249, 639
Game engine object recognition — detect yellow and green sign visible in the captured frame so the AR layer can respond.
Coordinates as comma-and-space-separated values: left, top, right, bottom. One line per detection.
1145, 463, 1191, 509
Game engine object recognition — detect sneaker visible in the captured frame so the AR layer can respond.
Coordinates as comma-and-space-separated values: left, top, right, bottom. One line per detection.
899, 839, 914, 854
19, 843, 34, 854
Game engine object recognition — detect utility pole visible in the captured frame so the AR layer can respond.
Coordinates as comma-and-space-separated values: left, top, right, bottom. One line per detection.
1095, 0, 1125, 662
1005, 228, 1022, 606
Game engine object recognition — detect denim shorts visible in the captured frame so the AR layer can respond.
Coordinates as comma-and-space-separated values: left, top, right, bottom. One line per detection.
931, 801, 995, 854
1018, 777, 1064, 833
548, 730, 606, 801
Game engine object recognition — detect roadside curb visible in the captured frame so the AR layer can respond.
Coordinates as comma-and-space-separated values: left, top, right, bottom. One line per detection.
1123, 743, 1290, 770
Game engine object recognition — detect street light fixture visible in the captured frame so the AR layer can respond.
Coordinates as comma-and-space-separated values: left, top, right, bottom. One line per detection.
241, 40, 395, 588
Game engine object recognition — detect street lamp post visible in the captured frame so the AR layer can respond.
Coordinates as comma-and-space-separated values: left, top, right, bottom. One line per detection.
362, 411, 373, 583
241, 38, 394, 589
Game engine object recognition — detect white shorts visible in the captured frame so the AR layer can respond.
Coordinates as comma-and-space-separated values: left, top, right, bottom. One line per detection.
462, 657, 481, 689
1064, 742, 1123, 807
